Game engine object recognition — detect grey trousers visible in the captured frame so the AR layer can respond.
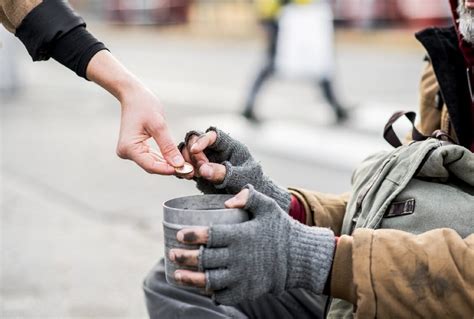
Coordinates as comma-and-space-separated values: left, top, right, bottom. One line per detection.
143, 259, 326, 319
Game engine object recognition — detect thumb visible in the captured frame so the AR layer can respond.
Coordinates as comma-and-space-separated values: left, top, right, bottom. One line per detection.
199, 163, 226, 184
243, 184, 280, 218
149, 122, 184, 167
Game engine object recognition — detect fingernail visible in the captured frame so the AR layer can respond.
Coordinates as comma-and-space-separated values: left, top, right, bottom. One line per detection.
175, 271, 182, 282
190, 143, 198, 152
169, 250, 176, 262
200, 164, 212, 178
177, 231, 184, 242
173, 155, 183, 166
224, 198, 234, 207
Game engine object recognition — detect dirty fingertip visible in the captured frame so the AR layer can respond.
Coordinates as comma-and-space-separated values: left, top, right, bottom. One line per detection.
224, 198, 234, 208
176, 231, 184, 242
199, 164, 212, 179
169, 249, 176, 262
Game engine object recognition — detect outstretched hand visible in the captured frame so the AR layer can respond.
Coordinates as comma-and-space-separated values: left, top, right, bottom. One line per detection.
117, 86, 185, 175
86, 50, 186, 175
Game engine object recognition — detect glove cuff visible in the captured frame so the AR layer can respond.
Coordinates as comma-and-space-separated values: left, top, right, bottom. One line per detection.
286, 226, 335, 294
260, 178, 291, 212
214, 161, 234, 189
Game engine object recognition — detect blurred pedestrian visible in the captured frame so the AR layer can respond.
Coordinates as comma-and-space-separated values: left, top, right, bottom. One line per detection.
0, 0, 185, 175
243, 0, 348, 122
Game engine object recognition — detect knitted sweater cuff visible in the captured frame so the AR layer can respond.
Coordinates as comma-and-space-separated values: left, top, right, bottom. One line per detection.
286, 226, 335, 293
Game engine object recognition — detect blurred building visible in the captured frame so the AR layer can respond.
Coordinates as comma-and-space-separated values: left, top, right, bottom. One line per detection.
105, 0, 192, 25
70, 0, 451, 30
333, 0, 451, 28
70, 0, 193, 24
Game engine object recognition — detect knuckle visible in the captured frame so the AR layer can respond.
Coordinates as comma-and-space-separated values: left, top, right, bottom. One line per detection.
183, 231, 198, 243
141, 158, 156, 174
190, 152, 202, 163
147, 118, 166, 134
174, 253, 189, 265
146, 166, 158, 175
160, 142, 177, 156
187, 134, 199, 146
116, 144, 129, 159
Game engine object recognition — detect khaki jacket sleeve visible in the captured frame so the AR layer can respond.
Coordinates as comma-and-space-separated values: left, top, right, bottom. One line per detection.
417, 60, 442, 136
331, 228, 474, 318
288, 187, 350, 235
0, 0, 42, 32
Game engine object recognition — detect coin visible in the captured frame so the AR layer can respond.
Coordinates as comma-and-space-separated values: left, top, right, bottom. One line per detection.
175, 163, 194, 175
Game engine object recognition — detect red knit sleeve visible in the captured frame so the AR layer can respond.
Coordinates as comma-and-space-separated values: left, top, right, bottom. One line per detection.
289, 195, 307, 224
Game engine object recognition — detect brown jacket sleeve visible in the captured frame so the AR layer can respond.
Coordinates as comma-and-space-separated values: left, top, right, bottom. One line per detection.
0, 0, 42, 32
331, 228, 474, 318
288, 187, 349, 235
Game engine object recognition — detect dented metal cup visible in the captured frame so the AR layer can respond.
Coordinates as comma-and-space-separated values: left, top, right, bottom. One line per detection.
163, 194, 249, 292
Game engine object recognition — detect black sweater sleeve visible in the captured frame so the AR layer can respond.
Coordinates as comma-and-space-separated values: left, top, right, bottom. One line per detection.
15, 0, 107, 79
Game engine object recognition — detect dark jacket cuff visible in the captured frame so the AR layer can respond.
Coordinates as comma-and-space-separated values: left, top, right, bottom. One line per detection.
50, 25, 108, 79
15, 0, 85, 61
15, 0, 108, 79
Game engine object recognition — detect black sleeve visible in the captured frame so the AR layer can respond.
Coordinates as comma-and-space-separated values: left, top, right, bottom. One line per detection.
15, 0, 108, 80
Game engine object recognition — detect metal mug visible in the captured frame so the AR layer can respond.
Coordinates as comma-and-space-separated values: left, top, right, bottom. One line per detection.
163, 194, 249, 293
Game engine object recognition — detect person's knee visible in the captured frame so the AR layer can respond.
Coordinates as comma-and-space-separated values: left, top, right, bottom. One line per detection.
143, 261, 178, 318
143, 261, 241, 319
143, 261, 167, 294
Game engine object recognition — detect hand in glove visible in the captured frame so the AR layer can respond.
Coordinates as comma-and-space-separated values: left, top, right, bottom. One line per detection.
168, 185, 336, 305
179, 127, 291, 211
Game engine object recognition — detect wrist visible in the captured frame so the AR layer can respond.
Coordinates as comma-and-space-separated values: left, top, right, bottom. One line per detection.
268, 186, 291, 212
116, 79, 148, 105
286, 225, 335, 293
289, 195, 306, 223
86, 50, 144, 102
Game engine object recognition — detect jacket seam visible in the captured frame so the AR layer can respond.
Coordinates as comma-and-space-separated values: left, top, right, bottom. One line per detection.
368, 233, 377, 318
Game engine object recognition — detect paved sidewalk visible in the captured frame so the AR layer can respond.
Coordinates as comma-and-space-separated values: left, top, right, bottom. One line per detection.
2, 174, 158, 318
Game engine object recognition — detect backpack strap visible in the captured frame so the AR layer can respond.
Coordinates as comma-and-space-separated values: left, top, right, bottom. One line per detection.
383, 111, 427, 147
383, 111, 457, 148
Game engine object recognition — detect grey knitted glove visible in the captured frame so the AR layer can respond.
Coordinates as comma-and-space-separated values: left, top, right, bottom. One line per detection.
187, 127, 291, 212
198, 185, 335, 305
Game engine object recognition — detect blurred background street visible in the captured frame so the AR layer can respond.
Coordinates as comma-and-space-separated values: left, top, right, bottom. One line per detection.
1, 0, 450, 318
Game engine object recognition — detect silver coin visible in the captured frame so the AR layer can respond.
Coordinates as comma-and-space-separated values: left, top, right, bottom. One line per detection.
175, 163, 194, 175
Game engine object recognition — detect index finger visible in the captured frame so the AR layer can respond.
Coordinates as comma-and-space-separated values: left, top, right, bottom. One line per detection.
190, 131, 217, 154
177, 227, 209, 245
148, 122, 184, 168
186, 135, 209, 169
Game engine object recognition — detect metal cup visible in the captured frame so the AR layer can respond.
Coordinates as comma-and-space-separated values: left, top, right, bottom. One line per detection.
163, 194, 249, 292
